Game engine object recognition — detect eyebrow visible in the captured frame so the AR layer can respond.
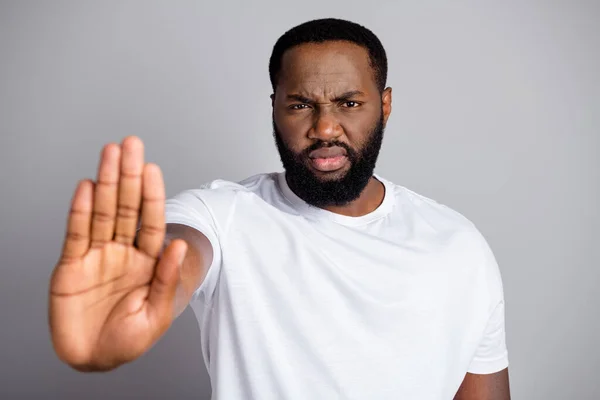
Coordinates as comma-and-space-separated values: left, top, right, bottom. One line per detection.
286, 90, 366, 104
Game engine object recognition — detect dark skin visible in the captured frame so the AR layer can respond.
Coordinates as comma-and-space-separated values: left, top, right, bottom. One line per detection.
454, 369, 511, 400
272, 41, 390, 217
272, 40, 511, 399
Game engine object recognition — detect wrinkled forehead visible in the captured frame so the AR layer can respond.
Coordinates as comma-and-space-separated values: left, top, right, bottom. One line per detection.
277, 41, 378, 97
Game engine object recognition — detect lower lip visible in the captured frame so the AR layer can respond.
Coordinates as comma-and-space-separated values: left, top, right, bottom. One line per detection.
309, 156, 348, 172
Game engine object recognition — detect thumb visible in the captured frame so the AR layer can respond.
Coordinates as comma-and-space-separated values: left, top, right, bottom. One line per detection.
146, 239, 187, 332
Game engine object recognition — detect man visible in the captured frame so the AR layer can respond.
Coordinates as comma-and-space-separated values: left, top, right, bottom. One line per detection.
49, 18, 510, 399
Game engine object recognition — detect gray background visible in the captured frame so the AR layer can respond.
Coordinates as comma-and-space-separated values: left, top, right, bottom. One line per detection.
1, 1, 598, 399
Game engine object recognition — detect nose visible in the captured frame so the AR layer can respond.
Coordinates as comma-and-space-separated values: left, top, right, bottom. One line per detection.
308, 110, 343, 141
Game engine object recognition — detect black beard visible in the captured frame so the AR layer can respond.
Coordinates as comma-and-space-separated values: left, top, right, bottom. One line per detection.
273, 113, 385, 208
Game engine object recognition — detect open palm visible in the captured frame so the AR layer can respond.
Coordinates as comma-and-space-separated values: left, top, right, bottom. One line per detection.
49, 137, 187, 371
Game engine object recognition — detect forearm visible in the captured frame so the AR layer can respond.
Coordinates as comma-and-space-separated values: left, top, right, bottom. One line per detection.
172, 251, 202, 318
164, 224, 212, 319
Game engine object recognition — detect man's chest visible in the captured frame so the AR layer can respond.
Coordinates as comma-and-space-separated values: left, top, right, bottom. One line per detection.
203, 217, 490, 399
217, 218, 486, 349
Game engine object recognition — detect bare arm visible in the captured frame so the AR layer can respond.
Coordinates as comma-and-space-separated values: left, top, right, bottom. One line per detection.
163, 223, 214, 318
454, 369, 511, 400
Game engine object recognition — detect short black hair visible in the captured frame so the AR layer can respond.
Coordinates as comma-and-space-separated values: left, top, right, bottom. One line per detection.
269, 18, 388, 93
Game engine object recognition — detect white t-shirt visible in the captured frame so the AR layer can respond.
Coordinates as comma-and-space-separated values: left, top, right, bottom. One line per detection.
165, 172, 508, 400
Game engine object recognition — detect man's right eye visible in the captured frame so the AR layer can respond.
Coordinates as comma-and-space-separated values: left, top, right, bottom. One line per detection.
289, 104, 310, 110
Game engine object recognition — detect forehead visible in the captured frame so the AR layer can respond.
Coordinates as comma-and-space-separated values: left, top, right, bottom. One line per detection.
277, 41, 377, 95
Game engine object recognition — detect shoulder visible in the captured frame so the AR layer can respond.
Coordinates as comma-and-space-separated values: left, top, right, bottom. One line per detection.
383, 178, 504, 300
166, 172, 280, 215
382, 177, 477, 234
396, 182, 495, 257
165, 172, 280, 238
172, 172, 277, 199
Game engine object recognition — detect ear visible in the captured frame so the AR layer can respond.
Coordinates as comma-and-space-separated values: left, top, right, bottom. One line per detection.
381, 87, 392, 125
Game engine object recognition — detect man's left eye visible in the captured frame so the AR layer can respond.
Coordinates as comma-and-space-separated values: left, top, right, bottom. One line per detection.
343, 101, 359, 108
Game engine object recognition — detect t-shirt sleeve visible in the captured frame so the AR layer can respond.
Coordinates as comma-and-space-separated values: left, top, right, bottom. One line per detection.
464, 225, 510, 375
467, 299, 509, 374
164, 188, 223, 303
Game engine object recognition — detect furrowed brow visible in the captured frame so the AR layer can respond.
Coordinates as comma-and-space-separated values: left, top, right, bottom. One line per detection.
285, 90, 366, 104
286, 94, 313, 103
332, 90, 365, 102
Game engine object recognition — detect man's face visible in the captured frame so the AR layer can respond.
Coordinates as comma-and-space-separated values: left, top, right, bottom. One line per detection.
272, 41, 392, 208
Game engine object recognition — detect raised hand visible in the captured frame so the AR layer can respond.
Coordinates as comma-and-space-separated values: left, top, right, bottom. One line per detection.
49, 136, 187, 371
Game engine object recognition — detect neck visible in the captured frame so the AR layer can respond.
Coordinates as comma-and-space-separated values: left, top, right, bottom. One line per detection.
321, 176, 385, 217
